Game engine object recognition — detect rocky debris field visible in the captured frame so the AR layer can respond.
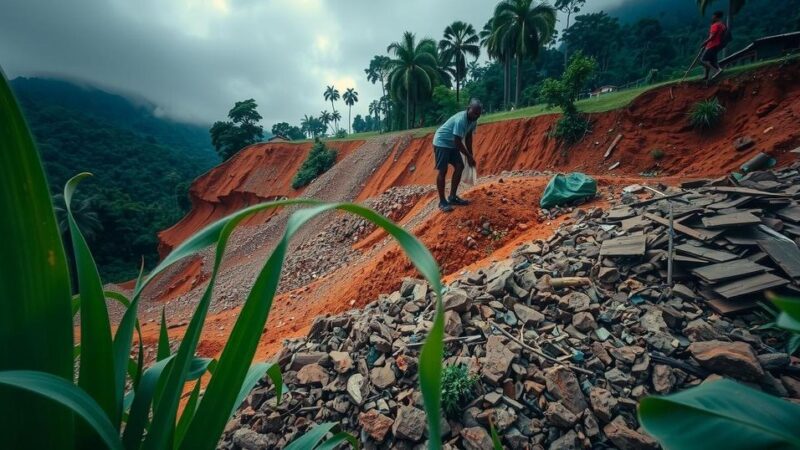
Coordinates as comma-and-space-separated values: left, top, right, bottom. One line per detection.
279, 185, 433, 292
219, 161, 800, 449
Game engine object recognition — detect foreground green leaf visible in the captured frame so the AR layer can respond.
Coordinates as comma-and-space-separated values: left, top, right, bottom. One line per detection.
0, 66, 74, 449
638, 378, 800, 449
0, 371, 123, 450
771, 296, 800, 333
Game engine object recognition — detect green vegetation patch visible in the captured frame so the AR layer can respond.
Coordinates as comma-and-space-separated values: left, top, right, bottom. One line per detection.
291, 140, 338, 189
688, 97, 726, 130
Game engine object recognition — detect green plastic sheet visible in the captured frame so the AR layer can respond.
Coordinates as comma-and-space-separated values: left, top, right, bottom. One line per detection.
540, 172, 597, 208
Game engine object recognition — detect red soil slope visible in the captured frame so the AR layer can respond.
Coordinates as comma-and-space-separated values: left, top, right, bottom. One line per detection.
358, 63, 800, 200
157, 140, 364, 256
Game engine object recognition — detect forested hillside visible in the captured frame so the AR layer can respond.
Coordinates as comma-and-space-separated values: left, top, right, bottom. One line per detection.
12, 78, 220, 281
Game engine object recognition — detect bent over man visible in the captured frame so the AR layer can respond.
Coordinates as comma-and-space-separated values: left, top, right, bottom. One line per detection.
432, 99, 482, 212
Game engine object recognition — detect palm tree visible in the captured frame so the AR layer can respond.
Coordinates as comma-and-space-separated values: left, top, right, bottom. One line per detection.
323, 85, 340, 131
368, 100, 381, 122
386, 31, 440, 129
492, 0, 557, 107
466, 61, 481, 81
480, 18, 511, 109
319, 110, 333, 136
331, 111, 342, 134
300, 114, 314, 138
438, 21, 481, 103
52, 194, 103, 242
342, 88, 359, 134
365, 56, 392, 130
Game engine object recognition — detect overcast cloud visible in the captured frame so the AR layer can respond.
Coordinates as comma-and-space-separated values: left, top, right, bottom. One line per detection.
0, 0, 624, 127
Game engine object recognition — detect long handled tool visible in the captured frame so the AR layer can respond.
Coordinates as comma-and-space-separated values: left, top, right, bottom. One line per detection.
681, 48, 704, 83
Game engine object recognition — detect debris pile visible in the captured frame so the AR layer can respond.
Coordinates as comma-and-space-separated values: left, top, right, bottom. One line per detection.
221, 162, 800, 450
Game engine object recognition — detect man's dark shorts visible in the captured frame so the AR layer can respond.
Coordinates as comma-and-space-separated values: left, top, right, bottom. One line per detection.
702, 46, 720, 65
434, 146, 463, 171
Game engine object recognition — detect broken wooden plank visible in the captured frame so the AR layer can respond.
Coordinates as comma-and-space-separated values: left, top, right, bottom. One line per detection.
605, 207, 635, 221
713, 272, 789, 299
675, 243, 738, 263
707, 297, 758, 315
644, 213, 724, 242
705, 186, 792, 198
600, 235, 647, 257
620, 215, 650, 232
674, 254, 710, 264
691, 259, 772, 283
724, 227, 776, 246
777, 205, 800, 223
604, 133, 622, 159
629, 192, 688, 208
702, 212, 762, 229
758, 240, 800, 279
708, 196, 753, 210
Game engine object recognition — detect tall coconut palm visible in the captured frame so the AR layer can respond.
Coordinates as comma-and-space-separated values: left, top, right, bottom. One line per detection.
480, 17, 512, 109
323, 85, 340, 131
492, 0, 557, 107
300, 114, 314, 138
439, 21, 481, 103
331, 111, 342, 134
365, 56, 392, 130
342, 88, 359, 134
387, 31, 440, 129
319, 110, 333, 136
368, 100, 381, 122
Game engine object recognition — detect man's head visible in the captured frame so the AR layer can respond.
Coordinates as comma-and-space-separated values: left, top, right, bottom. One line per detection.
712, 10, 723, 22
467, 98, 483, 121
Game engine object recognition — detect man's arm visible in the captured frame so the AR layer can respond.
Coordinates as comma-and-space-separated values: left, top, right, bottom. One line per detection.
700, 24, 717, 47
454, 135, 475, 167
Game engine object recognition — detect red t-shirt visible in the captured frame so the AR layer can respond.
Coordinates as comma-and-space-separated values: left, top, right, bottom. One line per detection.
706, 22, 726, 49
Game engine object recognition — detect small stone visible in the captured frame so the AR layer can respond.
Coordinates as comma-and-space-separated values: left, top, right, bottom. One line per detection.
758, 353, 790, 370
296, 363, 329, 386
393, 406, 427, 442
688, 340, 764, 381
544, 402, 579, 428
560, 292, 591, 312
548, 430, 579, 450
545, 367, 589, 414
329, 351, 353, 374
609, 346, 643, 366
682, 319, 724, 342
460, 426, 494, 450
514, 303, 545, 326
640, 308, 668, 333
652, 364, 675, 394
370, 365, 396, 389
359, 410, 394, 442
347, 373, 366, 404
603, 417, 659, 450
444, 310, 464, 336
444, 289, 471, 313
482, 335, 515, 384
572, 311, 597, 332
589, 387, 617, 423
597, 267, 620, 284
232, 429, 271, 450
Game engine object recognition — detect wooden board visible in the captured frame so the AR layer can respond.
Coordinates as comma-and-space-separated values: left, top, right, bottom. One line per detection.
601, 235, 647, 257
645, 213, 724, 242
606, 207, 635, 221
784, 223, 800, 237
758, 240, 800, 279
709, 196, 753, 210
777, 205, 800, 224
713, 272, 789, 299
620, 215, 650, 232
707, 297, 758, 315
604, 133, 623, 159
675, 243, 738, 263
702, 212, 762, 229
691, 259, 771, 283
706, 186, 792, 198
724, 227, 776, 246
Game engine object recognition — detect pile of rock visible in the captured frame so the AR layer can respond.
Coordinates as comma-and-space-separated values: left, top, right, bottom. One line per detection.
220, 163, 800, 449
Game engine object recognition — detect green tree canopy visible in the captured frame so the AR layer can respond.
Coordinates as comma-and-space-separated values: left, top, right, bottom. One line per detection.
209, 99, 264, 160
439, 21, 481, 102
387, 31, 441, 129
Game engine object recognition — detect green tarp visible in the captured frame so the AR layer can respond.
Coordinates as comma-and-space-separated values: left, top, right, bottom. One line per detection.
540, 172, 597, 208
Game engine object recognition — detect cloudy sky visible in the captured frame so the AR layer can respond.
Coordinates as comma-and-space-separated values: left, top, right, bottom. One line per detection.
1, 0, 624, 127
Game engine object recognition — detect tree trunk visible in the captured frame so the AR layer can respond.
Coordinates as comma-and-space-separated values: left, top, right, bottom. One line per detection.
330, 100, 337, 132
563, 11, 571, 68
515, 53, 522, 107
405, 87, 410, 130
348, 106, 352, 134
456, 64, 461, 103
503, 54, 510, 110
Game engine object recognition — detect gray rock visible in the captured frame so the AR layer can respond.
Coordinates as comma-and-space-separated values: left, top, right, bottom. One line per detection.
548, 430, 579, 450
572, 311, 597, 332
688, 340, 764, 381
232, 429, 271, 450
545, 367, 588, 414
482, 335, 515, 384
393, 406, 427, 442
444, 288, 471, 313
589, 387, 617, 423
370, 365, 396, 389
603, 417, 659, 450
514, 303, 545, 326
544, 402, 578, 428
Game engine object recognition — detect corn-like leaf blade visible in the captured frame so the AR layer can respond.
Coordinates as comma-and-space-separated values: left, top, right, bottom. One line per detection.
0, 67, 74, 449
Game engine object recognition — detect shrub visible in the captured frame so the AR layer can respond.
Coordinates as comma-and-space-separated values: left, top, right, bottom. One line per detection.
441, 364, 478, 418
651, 148, 665, 160
334, 129, 347, 139
540, 52, 597, 146
0, 72, 448, 450
291, 139, 337, 189
688, 97, 725, 130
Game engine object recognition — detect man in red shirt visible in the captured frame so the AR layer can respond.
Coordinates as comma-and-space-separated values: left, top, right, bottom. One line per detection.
700, 11, 727, 81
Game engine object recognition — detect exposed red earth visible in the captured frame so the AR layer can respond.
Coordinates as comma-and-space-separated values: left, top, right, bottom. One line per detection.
110, 63, 799, 399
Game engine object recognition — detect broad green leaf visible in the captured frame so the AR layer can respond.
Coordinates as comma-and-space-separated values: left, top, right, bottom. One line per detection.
0, 371, 123, 450
0, 66, 74, 449
187, 358, 214, 381
181, 202, 442, 450
158, 307, 170, 361
65, 174, 117, 428
122, 356, 175, 449
638, 378, 800, 449
316, 432, 359, 450
771, 296, 800, 333
284, 422, 338, 450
